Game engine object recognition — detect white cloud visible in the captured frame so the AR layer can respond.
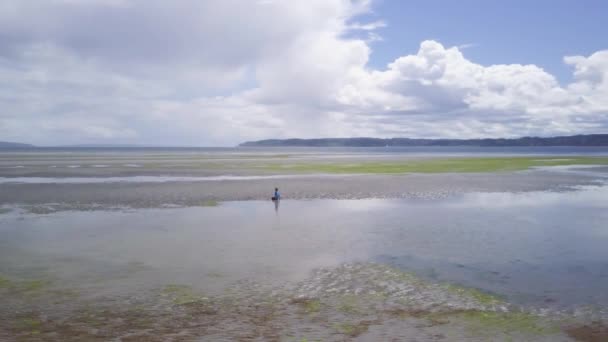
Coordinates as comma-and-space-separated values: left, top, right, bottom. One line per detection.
564, 50, 608, 112
348, 20, 387, 31
0, 0, 606, 145
333, 39, 608, 138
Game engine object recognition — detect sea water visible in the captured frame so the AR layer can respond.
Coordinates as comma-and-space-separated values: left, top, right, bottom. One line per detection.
1, 184, 607, 313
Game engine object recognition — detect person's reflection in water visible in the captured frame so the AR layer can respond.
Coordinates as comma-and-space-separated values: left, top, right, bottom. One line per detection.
272, 187, 281, 214
272, 193, 281, 230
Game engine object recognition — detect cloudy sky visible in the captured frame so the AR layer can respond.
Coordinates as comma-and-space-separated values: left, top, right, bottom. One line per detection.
1, 0, 607, 146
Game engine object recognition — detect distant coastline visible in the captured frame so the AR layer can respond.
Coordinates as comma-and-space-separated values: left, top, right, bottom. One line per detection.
240, 134, 608, 147
0, 143, 190, 149
0, 141, 34, 148
3, 134, 608, 149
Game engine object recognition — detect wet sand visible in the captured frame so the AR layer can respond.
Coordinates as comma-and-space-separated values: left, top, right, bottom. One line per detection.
1, 171, 606, 213
2, 151, 607, 213
2, 263, 595, 341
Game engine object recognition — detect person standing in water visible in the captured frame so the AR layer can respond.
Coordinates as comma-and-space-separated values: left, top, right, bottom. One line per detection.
272, 187, 281, 213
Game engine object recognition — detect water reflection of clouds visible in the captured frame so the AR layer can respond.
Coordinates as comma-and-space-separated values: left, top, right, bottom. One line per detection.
330, 199, 398, 211
3, 188, 608, 309
534, 164, 608, 178
448, 184, 608, 209
535, 164, 608, 172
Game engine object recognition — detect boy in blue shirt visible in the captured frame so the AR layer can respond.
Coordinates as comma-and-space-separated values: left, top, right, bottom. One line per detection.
272, 187, 280, 201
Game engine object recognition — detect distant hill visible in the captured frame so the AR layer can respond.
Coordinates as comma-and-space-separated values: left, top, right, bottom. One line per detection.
0, 141, 34, 148
60, 144, 142, 148
240, 134, 608, 147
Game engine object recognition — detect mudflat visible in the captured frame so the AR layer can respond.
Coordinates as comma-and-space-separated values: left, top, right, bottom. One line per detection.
2, 149, 608, 341
1, 151, 607, 212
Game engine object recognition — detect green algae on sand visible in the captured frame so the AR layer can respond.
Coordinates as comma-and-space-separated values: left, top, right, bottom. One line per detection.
442, 283, 504, 305
264, 156, 608, 174
0, 264, 591, 341
457, 310, 560, 337
0, 275, 11, 288
332, 321, 376, 337
162, 284, 209, 305
290, 297, 322, 314
199, 199, 220, 207
11, 316, 44, 337
0, 274, 52, 294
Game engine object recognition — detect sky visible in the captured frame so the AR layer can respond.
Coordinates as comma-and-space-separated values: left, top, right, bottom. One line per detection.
0, 0, 607, 146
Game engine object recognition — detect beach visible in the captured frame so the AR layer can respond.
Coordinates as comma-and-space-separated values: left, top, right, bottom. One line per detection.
1, 148, 608, 341
1, 149, 607, 212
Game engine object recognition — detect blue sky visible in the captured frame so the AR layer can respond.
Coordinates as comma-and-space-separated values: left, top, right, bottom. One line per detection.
365, 0, 607, 83
0, 0, 606, 145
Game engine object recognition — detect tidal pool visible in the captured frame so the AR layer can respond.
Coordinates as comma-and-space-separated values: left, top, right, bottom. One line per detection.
1, 185, 608, 340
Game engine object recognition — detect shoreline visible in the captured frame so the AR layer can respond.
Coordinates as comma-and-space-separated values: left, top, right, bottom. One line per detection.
1, 169, 606, 213
0, 167, 608, 210
2, 170, 608, 340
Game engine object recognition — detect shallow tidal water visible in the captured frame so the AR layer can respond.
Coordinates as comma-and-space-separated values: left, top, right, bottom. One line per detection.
2, 185, 608, 308
2, 184, 608, 340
